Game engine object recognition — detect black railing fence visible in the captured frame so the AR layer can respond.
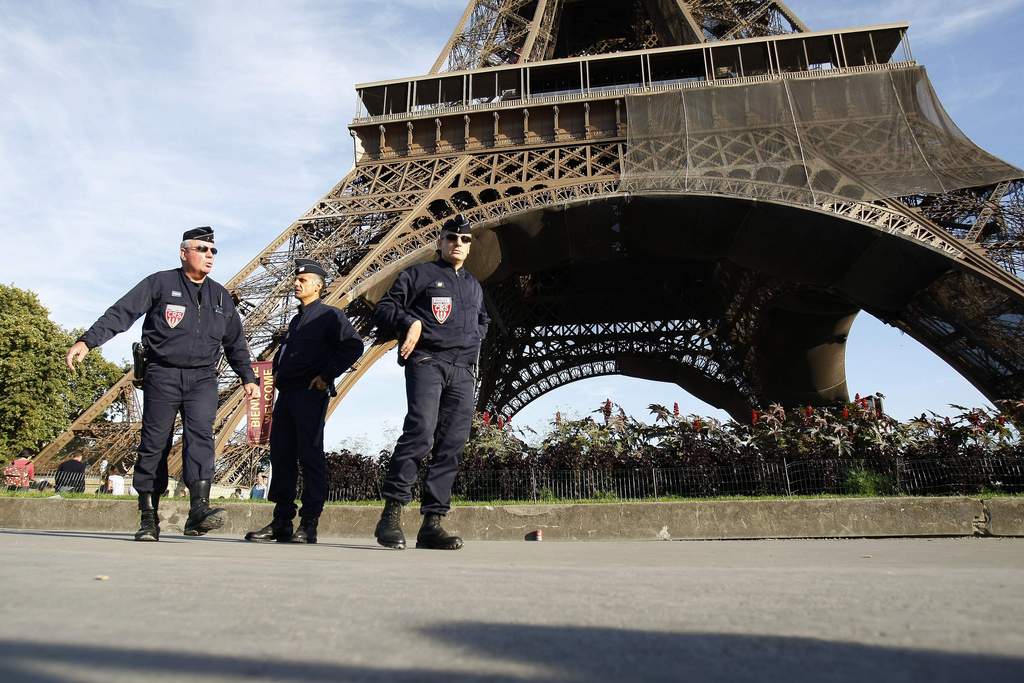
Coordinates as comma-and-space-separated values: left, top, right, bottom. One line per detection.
9, 457, 1022, 502
325, 455, 1024, 503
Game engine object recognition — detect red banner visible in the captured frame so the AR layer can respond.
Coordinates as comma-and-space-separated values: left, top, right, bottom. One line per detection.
247, 361, 275, 445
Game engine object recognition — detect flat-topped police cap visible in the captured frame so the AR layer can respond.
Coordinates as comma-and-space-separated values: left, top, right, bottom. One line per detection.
182, 226, 215, 243
441, 214, 472, 234
295, 258, 328, 279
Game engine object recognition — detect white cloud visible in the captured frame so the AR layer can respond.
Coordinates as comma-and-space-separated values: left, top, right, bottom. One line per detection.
791, 0, 1024, 44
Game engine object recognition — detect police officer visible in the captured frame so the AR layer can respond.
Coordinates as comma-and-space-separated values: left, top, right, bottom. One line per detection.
66, 227, 259, 541
245, 259, 363, 544
372, 214, 489, 550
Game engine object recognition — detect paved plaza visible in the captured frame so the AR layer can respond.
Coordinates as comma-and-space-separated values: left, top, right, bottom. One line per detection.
1, 530, 1021, 682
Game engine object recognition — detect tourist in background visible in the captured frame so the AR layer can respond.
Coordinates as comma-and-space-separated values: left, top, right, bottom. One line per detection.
3, 449, 35, 490
250, 472, 268, 500
55, 453, 87, 493
106, 463, 129, 496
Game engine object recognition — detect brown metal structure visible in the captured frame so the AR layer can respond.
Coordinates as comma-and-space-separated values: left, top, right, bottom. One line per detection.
37, 1, 1024, 484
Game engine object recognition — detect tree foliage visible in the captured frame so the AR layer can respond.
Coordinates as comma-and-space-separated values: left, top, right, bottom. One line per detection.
0, 284, 125, 463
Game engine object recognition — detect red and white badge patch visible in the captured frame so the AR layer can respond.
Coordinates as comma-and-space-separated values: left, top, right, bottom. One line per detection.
165, 304, 186, 328
431, 296, 453, 324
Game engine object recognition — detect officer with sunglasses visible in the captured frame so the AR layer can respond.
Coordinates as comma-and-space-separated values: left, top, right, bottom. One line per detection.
66, 227, 259, 541
373, 214, 489, 550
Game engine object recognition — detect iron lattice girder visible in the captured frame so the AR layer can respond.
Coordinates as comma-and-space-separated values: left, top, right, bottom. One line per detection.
895, 268, 1024, 398
907, 181, 1024, 252
688, 0, 807, 40
433, 0, 539, 72
230, 156, 465, 345
477, 258, 777, 419
483, 318, 744, 416
432, 0, 809, 72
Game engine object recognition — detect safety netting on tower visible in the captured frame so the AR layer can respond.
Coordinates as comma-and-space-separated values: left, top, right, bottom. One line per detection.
621, 66, 1021, 206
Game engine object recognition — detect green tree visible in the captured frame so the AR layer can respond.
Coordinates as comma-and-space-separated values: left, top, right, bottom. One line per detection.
0, 284, 125, 463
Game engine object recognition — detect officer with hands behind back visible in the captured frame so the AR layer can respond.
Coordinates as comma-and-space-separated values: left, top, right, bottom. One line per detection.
372, 214, 489, 550
66, 227, 259, 541
244, 259, 363, 544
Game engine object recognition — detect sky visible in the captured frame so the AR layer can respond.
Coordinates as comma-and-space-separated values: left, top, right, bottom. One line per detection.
1, 0, 1022, 452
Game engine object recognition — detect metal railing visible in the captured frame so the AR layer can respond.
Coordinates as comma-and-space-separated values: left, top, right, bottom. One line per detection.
351, 61, 917, 126
324, 455, 1024, 503
10, 456, 1021, 503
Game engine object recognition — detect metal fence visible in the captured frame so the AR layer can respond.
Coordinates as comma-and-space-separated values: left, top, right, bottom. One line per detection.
324, 456, 1024, 503
9, 456, 1022, 502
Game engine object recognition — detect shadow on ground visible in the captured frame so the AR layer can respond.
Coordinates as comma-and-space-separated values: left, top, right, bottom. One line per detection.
0, 622, 1019, 683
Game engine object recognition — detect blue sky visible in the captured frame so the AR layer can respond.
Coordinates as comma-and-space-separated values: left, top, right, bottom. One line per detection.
1, 0, 1021, 452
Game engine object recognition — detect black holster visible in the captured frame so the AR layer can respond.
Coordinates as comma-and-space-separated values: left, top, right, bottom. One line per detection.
132, 342, 148, 389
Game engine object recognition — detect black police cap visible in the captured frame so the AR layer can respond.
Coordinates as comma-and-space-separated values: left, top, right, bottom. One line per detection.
182, 226, 215, 243
441, 214, 472, 235
295, 258, 328, 279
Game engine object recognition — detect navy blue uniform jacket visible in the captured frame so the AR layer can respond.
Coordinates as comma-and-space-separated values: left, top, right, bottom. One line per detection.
373, 259, 489, 366
273, 299, 364, 391
79, 268, 257, 384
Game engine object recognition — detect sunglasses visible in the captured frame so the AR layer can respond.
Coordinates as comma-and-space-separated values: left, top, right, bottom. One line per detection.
443, 234, 473, 245
189, 245, 218, 255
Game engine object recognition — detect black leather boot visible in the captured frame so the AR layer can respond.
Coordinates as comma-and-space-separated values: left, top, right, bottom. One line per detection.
375, 499, 406, 549
152, 491, 162, 538
183, 480, 226, 536
417, 513, 463, 550
290, 516, 319, 544
244, 516, 294, 543
134, 493, 159, 542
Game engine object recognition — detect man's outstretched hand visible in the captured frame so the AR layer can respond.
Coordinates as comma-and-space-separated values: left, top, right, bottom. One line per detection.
66, 341, 89, 371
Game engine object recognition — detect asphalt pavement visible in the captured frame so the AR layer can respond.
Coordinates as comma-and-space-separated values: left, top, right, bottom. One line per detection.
1, 530, 1022, 682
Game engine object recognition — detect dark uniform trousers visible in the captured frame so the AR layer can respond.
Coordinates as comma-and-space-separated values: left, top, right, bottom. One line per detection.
383, 356, 475, 515
268, 388, 331, 520
134, 364, 219, 495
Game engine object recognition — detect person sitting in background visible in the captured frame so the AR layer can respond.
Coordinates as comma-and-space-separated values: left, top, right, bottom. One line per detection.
106, 464, 128, 496
250, 472, 268, 500
55, 454, 87, 493
3, 449, 35, 490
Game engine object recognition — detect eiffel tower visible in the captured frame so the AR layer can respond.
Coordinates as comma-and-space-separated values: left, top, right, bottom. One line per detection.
37, 1, 1024, 485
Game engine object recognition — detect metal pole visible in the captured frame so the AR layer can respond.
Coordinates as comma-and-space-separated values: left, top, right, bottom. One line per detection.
783, 457, 792, 496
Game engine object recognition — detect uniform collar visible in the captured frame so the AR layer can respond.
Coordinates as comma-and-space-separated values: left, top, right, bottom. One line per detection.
178, 267, 208, 286
435, 257, 465, 274
298, 298, 323, 313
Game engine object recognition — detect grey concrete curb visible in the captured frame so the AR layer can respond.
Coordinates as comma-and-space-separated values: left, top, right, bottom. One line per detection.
1, 496, 1021, 540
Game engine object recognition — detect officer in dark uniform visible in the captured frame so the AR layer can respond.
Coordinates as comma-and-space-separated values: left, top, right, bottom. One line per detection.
372, 214, 489, 550
245, 259, 363, 544
66, 227, 259, 541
